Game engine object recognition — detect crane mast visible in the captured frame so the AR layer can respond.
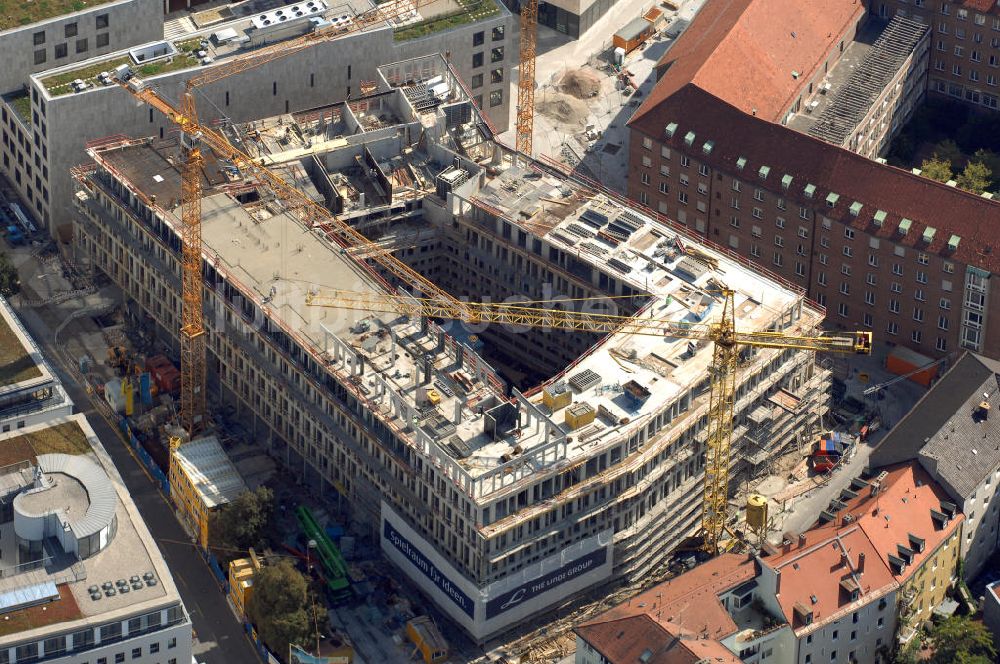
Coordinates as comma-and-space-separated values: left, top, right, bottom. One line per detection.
515, 0, 538, 158
178, 90, 206, 436
305, 288, 872, 553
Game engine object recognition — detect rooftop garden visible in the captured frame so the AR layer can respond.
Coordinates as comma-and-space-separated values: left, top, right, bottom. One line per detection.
0, 311, 41, 387
20, 420, 91, 456
0, 585, 82, 637
41, 38, 204, 96
394, 0, 499, 40
0, 0, 112, 31
9, 93, 31, 123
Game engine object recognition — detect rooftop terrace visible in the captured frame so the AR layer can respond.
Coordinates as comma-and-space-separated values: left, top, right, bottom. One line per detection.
0, 297, 43, 388
0, 416, 181, 646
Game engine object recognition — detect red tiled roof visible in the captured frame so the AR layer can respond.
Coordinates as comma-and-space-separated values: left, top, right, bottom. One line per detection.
574, 615, 740, 664
852, 462, 963, 583
628, 84, 1000, 273
960, 0, 1000, 14
579, 554, 755, 641
633, 0, 865, 124
765, 526, 897, 634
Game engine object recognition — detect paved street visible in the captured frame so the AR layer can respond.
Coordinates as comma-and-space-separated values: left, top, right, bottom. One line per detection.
13, 303, 261, 664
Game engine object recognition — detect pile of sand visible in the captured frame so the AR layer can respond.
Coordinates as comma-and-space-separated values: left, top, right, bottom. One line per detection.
559, 68, 602, 99
537, 92, 589, 126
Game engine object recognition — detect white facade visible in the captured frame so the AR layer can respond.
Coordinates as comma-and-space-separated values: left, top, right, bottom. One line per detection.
958, 469, 1000, 580
791, 592, 896, 664
382, 502, 614, 641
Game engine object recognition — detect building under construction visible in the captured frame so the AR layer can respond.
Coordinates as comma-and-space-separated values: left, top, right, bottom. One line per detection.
71, 54, 833, 641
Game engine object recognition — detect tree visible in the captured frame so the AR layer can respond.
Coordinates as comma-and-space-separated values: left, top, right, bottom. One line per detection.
0, 253, 19, 298
246, 559, 312, 658
928, 616, 996, 664
956, 160, 993, 193
921, 155, 954, 183
209, 486, 274, 556
972, 149, 1000, 188
932, 138, 964, 164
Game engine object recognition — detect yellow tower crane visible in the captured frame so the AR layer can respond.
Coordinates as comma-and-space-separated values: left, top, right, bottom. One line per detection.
515, 0, 538, 158
110, 0, 459, 434
304, 288, 872, 553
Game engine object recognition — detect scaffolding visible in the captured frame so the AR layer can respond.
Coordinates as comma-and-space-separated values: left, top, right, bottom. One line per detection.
807, 16, 929, 146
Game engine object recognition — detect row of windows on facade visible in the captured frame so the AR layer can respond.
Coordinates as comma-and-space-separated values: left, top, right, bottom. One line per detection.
0, 607, 182, 664
32, 15, 111, 65
888, 0, 1000, 27
932, 77, 1000, 108
31, 14, 108, 45
471, 26, 506, 46
471, 47, 504, 69
934, 58, 1000, 87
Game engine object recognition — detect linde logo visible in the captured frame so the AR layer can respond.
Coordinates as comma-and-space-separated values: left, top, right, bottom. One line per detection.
484, 546, 608, 619
383, 520, 474, 618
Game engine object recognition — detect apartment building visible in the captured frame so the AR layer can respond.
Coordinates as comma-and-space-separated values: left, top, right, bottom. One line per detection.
0, 0, 513, 241
872, 352, 1000, 580
873, 0, 1000, 111
0, 414, 193, 663
576, 462, 961, 663
69, 56, 832, 640
628, 83, 1000, 360
0, 295, 73, 431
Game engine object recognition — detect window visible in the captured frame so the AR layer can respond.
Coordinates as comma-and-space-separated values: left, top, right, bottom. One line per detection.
680, 155, 690, 167
638, 191, 648, 205
491, 47, 504, 62
34, 49, 46, 65
838, 303, 849, 317
659, 181, 668, 194
841, 264, 852, 276
131, 647, 142, 658
697, 183, 708, 195
866, 273, 877, 286
678, 191, 688, 204
661, 146, 671, 159
863, 313, 873, 328
55, 43, 67, 59
868, 253, 879, 267
796, 262, 806, 277
818, 272, 828, 286
914, 307, 925, 322
470, 73, 483, 88
76, 37, 88, 53
659, 164, 670, 177
913, 329, 923, 343
892, 263, 904, 276
819, 253, 829, 266
773, 252, 783, 267
890, 299, 900, 313
641, 155, 652, 168
699, 164, 710, 176
752, 207, 763, 219
843, 246, 853, 258
150, 643, 159, 654
840, 282, 850, 296
754, 188, 765, 202
116, 654, 125, 663
774, 235, 783, 247
940, 298, 951, 310
97, 33, 109, 47
730, 215, 740, 228
472, 52, 483, 68
939, 315, 950, 330
887, 321, 899, 335
937, 337, 948, 352
473, 30, 484, 46
891, 282, 903, 293
641, 136, 652, 150
491, 68, 503, 84
865, 291, 876, 305
489, 89, 502, 107
640, 172, 650, 185
751, 243, 761, 257
732, 179, 741, 192
33, 31, 45, 45
96, 13, 109, 28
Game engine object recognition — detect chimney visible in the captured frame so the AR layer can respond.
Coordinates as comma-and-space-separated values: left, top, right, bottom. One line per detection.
798, 533, 807, 548
858, 552, 865, 574
774, 569, 781, 595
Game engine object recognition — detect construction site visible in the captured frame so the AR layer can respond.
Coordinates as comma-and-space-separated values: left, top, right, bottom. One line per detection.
62, 43, 878, 655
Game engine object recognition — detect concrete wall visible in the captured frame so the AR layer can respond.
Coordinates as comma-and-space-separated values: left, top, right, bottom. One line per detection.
26, 13, 513, 237
0, 0, 162, 95
957, 473, 1000, 580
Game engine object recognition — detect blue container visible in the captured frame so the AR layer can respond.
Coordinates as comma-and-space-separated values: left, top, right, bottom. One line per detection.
139, 373, 153, 405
